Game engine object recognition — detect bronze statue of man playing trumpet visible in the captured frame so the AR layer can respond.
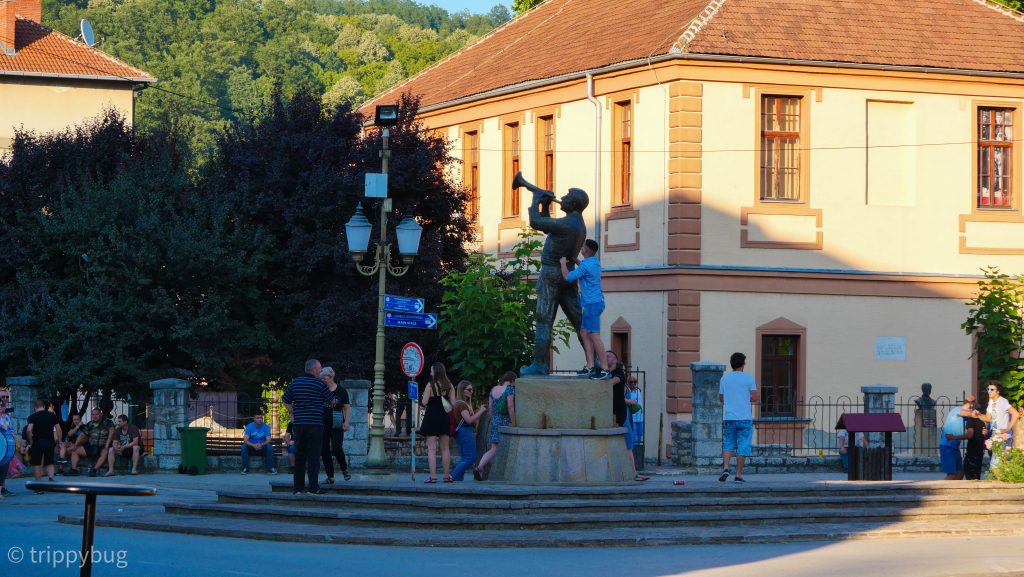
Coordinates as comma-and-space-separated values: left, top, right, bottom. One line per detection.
513, 171, 590, 376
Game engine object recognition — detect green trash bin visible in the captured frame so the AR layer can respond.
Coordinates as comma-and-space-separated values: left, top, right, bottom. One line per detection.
176, 426, 210, 475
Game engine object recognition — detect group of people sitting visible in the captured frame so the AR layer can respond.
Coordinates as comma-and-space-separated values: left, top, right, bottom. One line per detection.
0, 397, 143, 497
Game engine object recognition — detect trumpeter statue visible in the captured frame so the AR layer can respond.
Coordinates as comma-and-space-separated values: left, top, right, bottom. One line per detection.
513, 171, 590, 376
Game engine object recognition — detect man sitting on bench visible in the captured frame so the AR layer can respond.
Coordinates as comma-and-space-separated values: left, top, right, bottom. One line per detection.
104, 415, 141, 476
241, 413, 276, 475
69, 408, 114, 477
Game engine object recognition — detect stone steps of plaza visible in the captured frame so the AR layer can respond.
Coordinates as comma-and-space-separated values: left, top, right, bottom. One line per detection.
65, 510, 1024, 547
217, 487, 1024, 514
60, 479, 1024, 546
161, 499, 1024, 530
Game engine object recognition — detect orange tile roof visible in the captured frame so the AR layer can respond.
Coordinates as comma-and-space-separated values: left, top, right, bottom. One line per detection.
364, 0, 1024, 114
0, 17, 154, 82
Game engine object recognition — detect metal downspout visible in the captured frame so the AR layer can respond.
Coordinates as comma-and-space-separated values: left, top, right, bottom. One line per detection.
586, 72, 601, 246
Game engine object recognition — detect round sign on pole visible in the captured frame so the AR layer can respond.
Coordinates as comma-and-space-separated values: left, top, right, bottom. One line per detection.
400, 342, 425, 378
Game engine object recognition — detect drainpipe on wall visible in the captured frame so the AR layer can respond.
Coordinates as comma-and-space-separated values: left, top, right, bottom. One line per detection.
586, 72, 601, 247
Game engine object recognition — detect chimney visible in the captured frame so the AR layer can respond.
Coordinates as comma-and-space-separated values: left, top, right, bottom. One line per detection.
0, 0, 15, 56
14, 0, 38, 23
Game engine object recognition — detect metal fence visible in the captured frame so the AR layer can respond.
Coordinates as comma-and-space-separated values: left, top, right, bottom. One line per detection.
186, 391, 286, 441
752, 393, 966, 456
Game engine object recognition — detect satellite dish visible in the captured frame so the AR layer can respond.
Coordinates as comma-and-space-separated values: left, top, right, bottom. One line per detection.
80, 19, 95, 47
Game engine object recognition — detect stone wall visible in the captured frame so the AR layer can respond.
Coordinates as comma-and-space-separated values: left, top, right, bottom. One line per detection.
690, 362, 725, 470
341, 379, 370, 468
670, 420, 693, 467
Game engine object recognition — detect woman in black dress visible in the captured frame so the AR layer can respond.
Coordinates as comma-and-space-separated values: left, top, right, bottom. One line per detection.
419, 362, 456, 483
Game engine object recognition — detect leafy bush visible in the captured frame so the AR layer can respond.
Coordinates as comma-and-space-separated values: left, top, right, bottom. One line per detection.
989, 442, 1024, 483
962, 267, 1024, 406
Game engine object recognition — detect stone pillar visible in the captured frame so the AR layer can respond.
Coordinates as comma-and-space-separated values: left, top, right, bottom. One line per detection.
6, 376, 40, 438
149, 378, 190, 470
690, 362, 725, 471
342, 379, 370, 468
861, 385, 897, 448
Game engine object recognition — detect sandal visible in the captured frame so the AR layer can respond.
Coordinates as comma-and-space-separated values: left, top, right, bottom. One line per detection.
424, 477, 437, 484
343, 472, 351, 481
324, 478, 335, 484
443, 475, 454, 483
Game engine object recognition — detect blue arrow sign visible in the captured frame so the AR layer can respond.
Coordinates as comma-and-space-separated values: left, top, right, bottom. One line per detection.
384, 311, 438, 330
407, 381, 419, 401
384, 295, 425, 313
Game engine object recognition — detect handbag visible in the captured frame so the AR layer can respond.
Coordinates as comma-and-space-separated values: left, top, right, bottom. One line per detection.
441, 397, 453, 413
628, 402, 642, 415
331, 410, 345, 429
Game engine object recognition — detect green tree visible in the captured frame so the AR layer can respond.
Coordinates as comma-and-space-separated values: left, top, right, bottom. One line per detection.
962, 267, 1024, 406
439, 231, 570, 387
0, 112, 274, 409
512, 0, 544, 16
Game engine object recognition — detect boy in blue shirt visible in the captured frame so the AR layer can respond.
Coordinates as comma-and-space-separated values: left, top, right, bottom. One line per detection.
560, 239, 611, 380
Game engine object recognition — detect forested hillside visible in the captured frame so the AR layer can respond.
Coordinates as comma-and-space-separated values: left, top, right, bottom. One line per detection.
42, 0, 509, 152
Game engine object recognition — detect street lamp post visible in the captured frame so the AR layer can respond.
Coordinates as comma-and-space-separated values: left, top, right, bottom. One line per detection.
345, 106, 422, 469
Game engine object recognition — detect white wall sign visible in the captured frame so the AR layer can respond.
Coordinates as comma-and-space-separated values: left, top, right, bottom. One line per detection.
875, 337, 906, 361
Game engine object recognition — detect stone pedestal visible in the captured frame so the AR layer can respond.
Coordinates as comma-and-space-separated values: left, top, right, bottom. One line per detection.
488, 376, 634, 484
342, 379, 370, 467
913, 409, 938, 456
6, 376, 40, 438
149, 378, 190, 470
690, 362, 725, 471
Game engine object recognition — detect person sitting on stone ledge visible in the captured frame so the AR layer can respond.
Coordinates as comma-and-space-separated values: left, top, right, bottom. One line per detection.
104, 414, 142, 476
69, 407, 114, 477
241, 413, 276, 475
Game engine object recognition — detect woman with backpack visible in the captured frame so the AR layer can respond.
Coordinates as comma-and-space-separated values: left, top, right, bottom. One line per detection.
419, 362, 456, 483
474, 371, 516, 481
450, 380, 488, 481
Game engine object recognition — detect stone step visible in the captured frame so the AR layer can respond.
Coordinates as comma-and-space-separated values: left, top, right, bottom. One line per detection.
162, 500, 1024, 530
266, 480, 1024, 501
217, 488, 1024, 514
62, 510, 1024, 547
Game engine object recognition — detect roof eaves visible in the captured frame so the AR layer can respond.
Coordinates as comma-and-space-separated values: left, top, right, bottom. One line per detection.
668, 0, 728, 55
407, 51, 1024, 119
0, 69, 156, 82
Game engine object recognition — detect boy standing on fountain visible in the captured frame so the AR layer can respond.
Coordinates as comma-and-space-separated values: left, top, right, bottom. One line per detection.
560, 239, 611, 380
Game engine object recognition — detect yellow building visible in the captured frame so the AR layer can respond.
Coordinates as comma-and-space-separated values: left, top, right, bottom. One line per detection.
365, 0, 1024, 458
0, 0, 153, 152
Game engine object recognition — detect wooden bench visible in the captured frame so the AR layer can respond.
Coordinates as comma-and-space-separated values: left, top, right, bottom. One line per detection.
205, 436, 284, 456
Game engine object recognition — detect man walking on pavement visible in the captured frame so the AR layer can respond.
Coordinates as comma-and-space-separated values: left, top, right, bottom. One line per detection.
283, 359, 333, 495
719, 352, 758, 483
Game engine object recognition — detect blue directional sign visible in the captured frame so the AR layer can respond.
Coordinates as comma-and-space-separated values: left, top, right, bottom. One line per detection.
407, 381, 419, 401
384, 295, 425, 313
384, 311, 438, 330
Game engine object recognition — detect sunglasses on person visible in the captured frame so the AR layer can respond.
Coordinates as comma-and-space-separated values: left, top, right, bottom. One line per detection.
988, 387, 999, 392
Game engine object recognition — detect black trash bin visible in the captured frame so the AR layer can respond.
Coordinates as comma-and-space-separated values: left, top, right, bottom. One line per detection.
835, 413, 906, 481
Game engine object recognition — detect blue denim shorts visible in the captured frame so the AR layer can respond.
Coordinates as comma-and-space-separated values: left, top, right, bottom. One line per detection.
939, 445, 963, 474
723, 420, 753, 457
581, 300, 604, 333
622, 417, 634, 451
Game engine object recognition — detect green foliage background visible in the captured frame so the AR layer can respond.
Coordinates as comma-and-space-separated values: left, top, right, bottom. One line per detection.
962, 268, 1024, 407
42, 0, 510, 154
439, 230, 570, 389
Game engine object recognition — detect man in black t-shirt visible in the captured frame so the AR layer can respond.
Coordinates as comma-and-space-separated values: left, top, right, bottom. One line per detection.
27, 399, 62, 487
605, 351, 648, 482
963, 408, 987, 481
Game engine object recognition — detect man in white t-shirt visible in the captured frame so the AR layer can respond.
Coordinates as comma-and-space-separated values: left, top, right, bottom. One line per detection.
718, 352, 759, 483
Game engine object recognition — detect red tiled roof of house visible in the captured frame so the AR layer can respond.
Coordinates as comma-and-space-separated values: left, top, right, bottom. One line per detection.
0, 17, 154, 82
364, 0, 1024, 114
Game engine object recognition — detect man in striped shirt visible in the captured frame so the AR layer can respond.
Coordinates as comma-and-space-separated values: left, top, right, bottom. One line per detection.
283, 359, 333, 494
